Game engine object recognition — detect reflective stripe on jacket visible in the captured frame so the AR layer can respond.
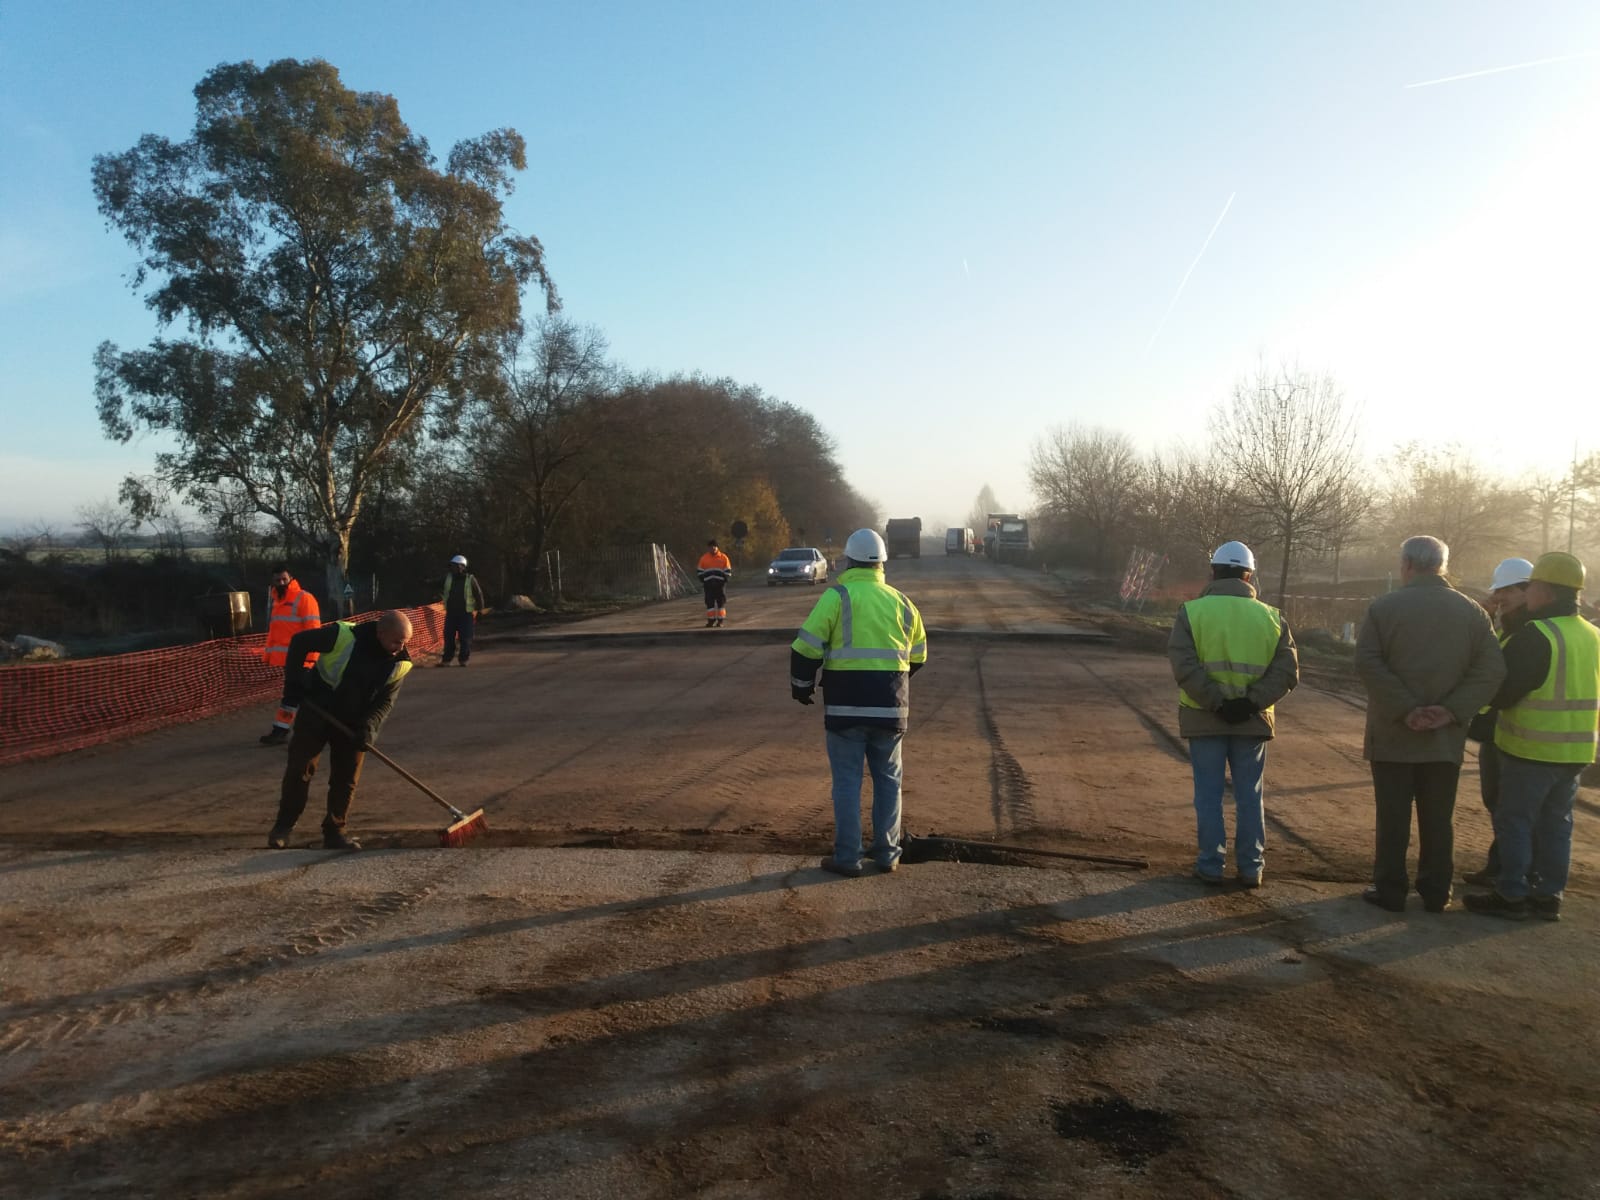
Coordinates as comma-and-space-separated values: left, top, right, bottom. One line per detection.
315, 622, 414, 692
264, 580, 320, 666
697, 551, 732, 584
1176, 593, 1284, 714
791, 567, 927, 731
1494, 615, 1600, 764
442, 573, 481, 612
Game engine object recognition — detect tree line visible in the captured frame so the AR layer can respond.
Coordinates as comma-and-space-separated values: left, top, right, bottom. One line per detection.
1023, 361, 1600, 596
81, 57, 871, 607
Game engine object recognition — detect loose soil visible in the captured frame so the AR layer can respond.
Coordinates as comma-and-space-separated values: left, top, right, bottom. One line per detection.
2, 555, 1595, 1198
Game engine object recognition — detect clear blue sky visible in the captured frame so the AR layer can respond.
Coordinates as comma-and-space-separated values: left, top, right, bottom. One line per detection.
2, 1, 1597, 533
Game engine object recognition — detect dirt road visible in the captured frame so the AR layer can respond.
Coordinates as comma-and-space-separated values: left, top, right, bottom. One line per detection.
2, 555, 1596, 1197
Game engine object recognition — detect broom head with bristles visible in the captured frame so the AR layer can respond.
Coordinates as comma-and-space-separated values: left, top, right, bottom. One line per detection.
439, 809, 487, 847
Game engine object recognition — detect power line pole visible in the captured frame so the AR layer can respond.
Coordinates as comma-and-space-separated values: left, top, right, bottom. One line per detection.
1569, 440, 1579, 554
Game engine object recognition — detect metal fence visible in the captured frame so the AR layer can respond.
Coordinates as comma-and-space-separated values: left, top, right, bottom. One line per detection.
543, 544, 695, 601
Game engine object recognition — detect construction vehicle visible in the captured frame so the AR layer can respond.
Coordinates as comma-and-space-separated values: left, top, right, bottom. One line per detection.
884, 517, 922, 559
984, 514, 1030, 565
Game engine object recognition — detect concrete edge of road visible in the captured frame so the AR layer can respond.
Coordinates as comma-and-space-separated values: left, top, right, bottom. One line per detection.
490, 626, 1115, 648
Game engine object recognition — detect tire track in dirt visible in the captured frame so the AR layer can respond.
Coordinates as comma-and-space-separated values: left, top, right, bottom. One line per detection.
974, 649, 1038, 839
0, 873, 447, 1056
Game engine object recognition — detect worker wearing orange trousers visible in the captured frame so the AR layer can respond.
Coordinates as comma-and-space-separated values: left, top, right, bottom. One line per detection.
259, 564, 321, 745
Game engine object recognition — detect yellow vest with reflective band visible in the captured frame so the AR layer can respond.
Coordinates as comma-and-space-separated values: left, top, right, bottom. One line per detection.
1177, 593, 1283, 713
315, 622, 414, 690
792, 568, 926, 723
442, 573, 480, 610
1494, 616, 1600, 764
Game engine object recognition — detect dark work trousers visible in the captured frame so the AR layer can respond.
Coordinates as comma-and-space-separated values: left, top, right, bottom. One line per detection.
1477, 741, 1502, 877
1371, 761, 1460, 906
702, 580, 727, 618
277, 708, 367, 834
442, 611, 474, 664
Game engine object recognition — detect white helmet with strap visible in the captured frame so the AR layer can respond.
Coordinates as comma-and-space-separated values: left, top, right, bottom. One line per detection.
450, 554, 468, 566
844, 528, 888, 564
1488, 557, 1533, 591
1210, 540, 1255, 571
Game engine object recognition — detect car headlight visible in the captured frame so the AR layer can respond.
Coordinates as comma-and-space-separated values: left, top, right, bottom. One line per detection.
768, 567, 777, 574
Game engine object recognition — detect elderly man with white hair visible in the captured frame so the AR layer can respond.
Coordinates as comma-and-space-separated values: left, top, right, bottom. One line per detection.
1354, 536, 1505, 913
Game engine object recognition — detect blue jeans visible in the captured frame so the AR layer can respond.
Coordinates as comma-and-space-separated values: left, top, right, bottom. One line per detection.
1491, 755, 1581, 899
824, 727, 904, 869
1188, 735, 1267, 879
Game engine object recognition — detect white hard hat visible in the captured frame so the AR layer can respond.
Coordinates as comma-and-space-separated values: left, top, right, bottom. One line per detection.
1210, 540, 1255, 571
1489, 557, 1534, 591
844, 528, 888, 563
450, 554, 468, 566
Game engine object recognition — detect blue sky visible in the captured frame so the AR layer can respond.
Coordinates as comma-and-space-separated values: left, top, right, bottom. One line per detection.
2, 1, 1597, 533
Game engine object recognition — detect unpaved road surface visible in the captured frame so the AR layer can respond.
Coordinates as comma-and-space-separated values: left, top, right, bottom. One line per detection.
3, 555, 1597, 1197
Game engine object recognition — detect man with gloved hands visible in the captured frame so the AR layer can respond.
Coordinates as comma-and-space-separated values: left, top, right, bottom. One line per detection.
1168, 541, 1299, 887
790, 529, 927, 878
268, 610, 414, 851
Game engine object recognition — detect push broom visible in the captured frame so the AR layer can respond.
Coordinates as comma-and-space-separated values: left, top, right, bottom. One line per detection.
300, 700, 488, 847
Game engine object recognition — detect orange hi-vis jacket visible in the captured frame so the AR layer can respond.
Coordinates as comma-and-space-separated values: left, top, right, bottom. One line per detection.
264, 579, 321, 667
697, 549, 732, 580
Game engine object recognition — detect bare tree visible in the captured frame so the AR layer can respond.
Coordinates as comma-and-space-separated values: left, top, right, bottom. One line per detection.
1376, 443, 1524, 580
1028, 424, 1144, 567
967, 484, 1001, 533
1523, 468, 1572, 556
1210, 363, 1362, 603
1315, 480, 1373, 585
76, 498, 135, 563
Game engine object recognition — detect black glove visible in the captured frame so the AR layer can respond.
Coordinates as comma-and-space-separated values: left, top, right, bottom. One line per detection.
791, 685, 815, 706
1218, 697, 1258, 725
354, 723, 375, 752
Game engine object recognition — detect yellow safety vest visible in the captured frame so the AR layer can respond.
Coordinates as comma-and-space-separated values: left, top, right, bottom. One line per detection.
315, 623, 414, 690
1177, 593, 1283, 714
1494, 616, 1600, 764
792, 568, 927, 724
442, 573, 480, 610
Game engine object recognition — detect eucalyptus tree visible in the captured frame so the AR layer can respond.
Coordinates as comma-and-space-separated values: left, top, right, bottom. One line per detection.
92, 58, 555, 598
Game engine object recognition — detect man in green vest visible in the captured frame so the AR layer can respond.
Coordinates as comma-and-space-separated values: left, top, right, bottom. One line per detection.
268, 610, 415, 851
1465, 552, 1599, 921
790, 528, 927, 877
439, 554, 484, 666
1168, 540, 1299, 888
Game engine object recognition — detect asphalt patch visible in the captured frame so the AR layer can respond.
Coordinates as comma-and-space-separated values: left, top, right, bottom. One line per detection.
1049, 1096, 1181, 1169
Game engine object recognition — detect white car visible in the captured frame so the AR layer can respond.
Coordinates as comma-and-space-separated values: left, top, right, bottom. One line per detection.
767, 547, 829, 586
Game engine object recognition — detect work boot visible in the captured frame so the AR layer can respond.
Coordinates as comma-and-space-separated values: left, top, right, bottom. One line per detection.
1527, 895, 1562, 922
820, 856, 864, 878
322, 828, 362, 852
259, 727, 289, 746
716, 618, 725, 627
1361, 887, 1405, 913
1462, 891, 1527, 921
267, 825, 293, 849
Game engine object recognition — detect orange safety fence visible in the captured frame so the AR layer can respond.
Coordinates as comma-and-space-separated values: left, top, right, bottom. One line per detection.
0, 604, 445, 767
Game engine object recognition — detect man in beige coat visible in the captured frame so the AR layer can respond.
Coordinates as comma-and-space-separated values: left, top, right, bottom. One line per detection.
1168, 540, 1299, 887
1355, 536, 1505, 912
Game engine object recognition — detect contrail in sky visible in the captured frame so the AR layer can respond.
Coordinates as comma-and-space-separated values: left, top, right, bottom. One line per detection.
962, 257, 970, 278
1405, 51, 1594, 89
1146, 191, 1235, 354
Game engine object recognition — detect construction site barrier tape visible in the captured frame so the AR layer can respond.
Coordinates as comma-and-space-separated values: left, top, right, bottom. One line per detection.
0, 604, 446, 767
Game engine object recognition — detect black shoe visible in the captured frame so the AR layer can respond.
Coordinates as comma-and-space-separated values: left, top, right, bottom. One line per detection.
1237, 874, 1262, 890
716, 618, 725, 627
438, 659, 454, 667
1362, 887, 1405, 913
1462, 891, 1527, 921
259, 727, 289, 746
458, 660, 468, 667
705, 619, 716, 628
1192, 869, 1226, 886
1526, 895, 1561, 922
322, 829, 362, 852
1461, 867, 1495, 887
267, 825, 293, 849
876, 858, 900, 874
820, 856, 864, 878
1422, 897, 1449, 914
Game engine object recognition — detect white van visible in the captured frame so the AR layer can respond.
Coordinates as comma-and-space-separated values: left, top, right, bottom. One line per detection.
945, 527, 975, 554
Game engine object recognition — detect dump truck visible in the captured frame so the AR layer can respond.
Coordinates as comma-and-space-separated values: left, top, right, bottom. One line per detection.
984, 514, 1030, 564
884, 517, 922, 559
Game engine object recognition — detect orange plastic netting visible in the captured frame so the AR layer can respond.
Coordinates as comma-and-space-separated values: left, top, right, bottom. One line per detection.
0, 605, 444, 766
